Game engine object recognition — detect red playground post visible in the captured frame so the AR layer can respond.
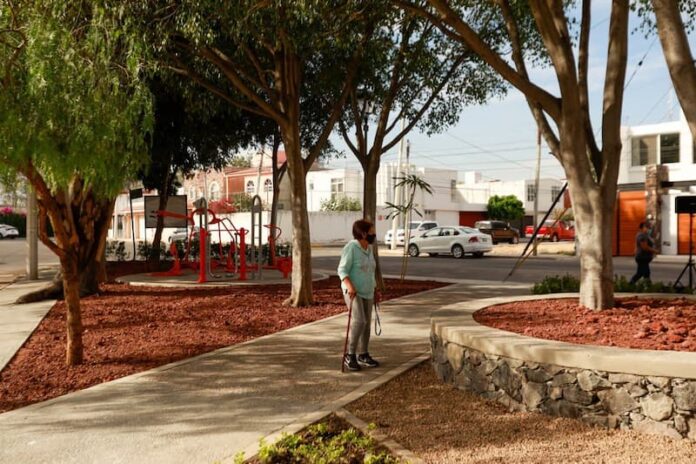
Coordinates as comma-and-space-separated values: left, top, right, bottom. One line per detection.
238, 228, 247, 281
197, 227, 208, 283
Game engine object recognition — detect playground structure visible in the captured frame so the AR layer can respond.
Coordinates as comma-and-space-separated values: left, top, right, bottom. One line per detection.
151, 195, 292, 283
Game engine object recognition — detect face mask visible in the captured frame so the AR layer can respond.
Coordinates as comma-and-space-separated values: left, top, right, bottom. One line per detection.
366, 234, 376, 244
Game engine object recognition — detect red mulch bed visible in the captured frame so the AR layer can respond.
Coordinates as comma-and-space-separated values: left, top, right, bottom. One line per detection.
475, 297, 696, 353
0, 276, 446, 413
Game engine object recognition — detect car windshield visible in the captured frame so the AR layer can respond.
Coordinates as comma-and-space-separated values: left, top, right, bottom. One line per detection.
543, 220, 556, 226
408, 222, 419, 229
459, 227, 477, 234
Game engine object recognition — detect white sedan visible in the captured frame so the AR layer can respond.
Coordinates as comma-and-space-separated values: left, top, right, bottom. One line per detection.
0, 224, 19, 239
407, 226, 493, 259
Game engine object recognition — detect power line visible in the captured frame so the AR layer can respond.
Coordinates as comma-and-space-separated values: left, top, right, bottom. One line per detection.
624, 37, 658, 91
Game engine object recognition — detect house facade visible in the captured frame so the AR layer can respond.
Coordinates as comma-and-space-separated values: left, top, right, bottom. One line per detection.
615, 112, 696, 256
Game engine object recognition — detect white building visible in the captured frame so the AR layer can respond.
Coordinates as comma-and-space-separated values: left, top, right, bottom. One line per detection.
616, 112, 696, 256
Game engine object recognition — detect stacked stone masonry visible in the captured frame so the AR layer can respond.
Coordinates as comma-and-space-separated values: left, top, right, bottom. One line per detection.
432, 332, 696, 440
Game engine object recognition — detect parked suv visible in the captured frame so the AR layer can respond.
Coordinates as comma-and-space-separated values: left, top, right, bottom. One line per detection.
474, 220, 520, 244
524, 220, 575, 242
384, 221, 438, 246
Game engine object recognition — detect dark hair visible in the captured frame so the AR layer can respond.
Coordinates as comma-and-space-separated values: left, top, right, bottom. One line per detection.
639, 222, 647, 229
352, 219, 374, 240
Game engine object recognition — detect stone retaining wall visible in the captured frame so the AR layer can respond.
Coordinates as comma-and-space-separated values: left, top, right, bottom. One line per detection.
432, 332, 696, 440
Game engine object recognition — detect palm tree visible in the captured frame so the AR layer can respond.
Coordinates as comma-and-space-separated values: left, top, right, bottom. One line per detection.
385, 174, 433, 280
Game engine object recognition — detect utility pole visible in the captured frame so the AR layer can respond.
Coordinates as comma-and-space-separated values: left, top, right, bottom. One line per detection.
26, 185, 38, 280
389, 119, 406, 250
532, 128, 541, 257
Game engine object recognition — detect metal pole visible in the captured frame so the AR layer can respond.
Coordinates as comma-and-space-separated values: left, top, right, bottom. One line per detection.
389, 118, 406, 250
532, 128, 541, 256
26, 185, 38, 280
129, 193, 136, 261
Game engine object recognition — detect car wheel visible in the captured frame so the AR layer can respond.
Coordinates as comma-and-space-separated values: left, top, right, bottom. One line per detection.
408, 244, 420, 257
551, 234, 559, 242
451, 244, 464, 259
510, 235, 519, 244
473, 252, 484, 258
428, 253, 439, 257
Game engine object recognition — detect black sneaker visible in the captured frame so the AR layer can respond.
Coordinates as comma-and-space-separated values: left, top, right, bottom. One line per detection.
357, 353, 379, 368
344, 354, 361, 371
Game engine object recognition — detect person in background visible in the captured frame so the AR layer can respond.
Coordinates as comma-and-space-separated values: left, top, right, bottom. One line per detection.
337, 219, 379, 371
630, 221, 659, 284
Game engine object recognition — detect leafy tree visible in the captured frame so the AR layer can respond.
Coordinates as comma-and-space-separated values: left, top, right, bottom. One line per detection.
0, 1, 153, 364
641, 1, 696, 150
140, 77, 258, 263
134, 0, 378, 306
487, 195, 525, 222
403, 0, 631, 309
229, 155, 253, 168
320, 196, 362, 212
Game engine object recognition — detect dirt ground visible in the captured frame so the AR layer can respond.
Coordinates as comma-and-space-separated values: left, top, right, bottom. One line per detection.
348, 361, 696, 464
0, 276, 446, 413
475, 297, 696, 352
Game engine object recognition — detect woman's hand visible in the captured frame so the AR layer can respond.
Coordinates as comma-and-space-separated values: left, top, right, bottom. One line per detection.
344, 278, 356, 298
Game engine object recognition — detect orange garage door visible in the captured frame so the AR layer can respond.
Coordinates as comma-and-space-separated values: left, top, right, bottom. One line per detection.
613, 191, 646, 257
678, 213, 696, 255
459, 211, 486, 227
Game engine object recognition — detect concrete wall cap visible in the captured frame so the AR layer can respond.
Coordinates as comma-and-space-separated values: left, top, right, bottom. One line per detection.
432, 293, 696, 379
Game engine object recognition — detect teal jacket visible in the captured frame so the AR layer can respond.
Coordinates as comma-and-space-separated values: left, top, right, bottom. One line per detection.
337, 240, 376, 299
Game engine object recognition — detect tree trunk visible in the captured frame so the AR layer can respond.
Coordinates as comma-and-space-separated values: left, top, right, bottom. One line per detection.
573, 188, 616, 309
62, 256, 84, 366
282, 127, 314, 307
149, 191, 169, 265
652, 0, 696, 144
362, 157, 385, 290
270, 133, 284, 231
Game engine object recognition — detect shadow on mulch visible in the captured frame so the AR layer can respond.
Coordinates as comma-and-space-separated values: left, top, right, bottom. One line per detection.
0, 276, 447, 413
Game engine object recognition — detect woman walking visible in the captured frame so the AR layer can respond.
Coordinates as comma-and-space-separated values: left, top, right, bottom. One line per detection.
337, 219, 380, 371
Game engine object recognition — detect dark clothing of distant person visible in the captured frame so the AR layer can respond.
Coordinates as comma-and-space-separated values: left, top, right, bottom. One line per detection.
631, 231, 654, 284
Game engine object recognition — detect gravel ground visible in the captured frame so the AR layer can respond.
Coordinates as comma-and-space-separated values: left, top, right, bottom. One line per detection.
348, 361, 696, 464
476, 297, 696, 352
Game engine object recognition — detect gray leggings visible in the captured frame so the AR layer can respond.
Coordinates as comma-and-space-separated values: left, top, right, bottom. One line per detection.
344, 294, 373, 355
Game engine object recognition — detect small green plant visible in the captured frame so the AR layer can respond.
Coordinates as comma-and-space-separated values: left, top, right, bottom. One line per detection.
254, 416, 400, 464
532, 274, 580, 294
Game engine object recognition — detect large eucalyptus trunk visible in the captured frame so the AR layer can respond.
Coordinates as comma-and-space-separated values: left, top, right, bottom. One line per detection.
282, 126, 314, 307
362, 157, 385, 290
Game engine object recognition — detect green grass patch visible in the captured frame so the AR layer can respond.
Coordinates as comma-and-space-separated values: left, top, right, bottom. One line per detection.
532, 274, 694, 295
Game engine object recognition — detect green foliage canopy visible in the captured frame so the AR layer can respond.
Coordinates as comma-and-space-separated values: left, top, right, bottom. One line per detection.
487, 195, 525, 222
0, 1, 153, 198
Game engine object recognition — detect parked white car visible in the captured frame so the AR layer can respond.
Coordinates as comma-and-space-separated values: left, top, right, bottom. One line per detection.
407, 226, 493, 258
0, 224, 19, 239
384, 221, 438, 246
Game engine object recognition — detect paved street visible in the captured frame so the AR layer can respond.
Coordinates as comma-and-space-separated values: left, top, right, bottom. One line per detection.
313, 247, 690, 285
0, 239, 58, 284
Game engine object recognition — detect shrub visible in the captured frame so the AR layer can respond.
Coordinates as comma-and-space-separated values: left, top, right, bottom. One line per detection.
532, 274, 692, 295
320, 196, 362, 212
0, 208, 26, 237
253, 417, 398, 464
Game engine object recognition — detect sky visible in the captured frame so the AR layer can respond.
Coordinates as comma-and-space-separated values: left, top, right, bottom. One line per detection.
328, 2, 695, 183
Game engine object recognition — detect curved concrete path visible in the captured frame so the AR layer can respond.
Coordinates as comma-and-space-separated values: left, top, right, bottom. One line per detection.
0, 277, 528, 464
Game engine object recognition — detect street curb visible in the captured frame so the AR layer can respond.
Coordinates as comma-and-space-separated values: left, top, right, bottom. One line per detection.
233, 352, 430, 463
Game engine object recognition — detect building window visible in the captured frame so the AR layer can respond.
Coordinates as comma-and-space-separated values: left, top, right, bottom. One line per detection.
660, 133, 680, 164
188, 188, 196, 201
631, 136, 657, 166
450, 179, 457, 202
331, 178, 344, 199
246, 180, 255, 194
264, 178, 273, 192
551, 185, 561, 202
526, 184, 536, 202
209, 182, 221, 201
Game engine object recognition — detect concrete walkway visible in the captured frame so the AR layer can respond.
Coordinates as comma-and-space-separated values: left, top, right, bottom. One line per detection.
0, 280, 528, 464
0, 276, 56, 371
